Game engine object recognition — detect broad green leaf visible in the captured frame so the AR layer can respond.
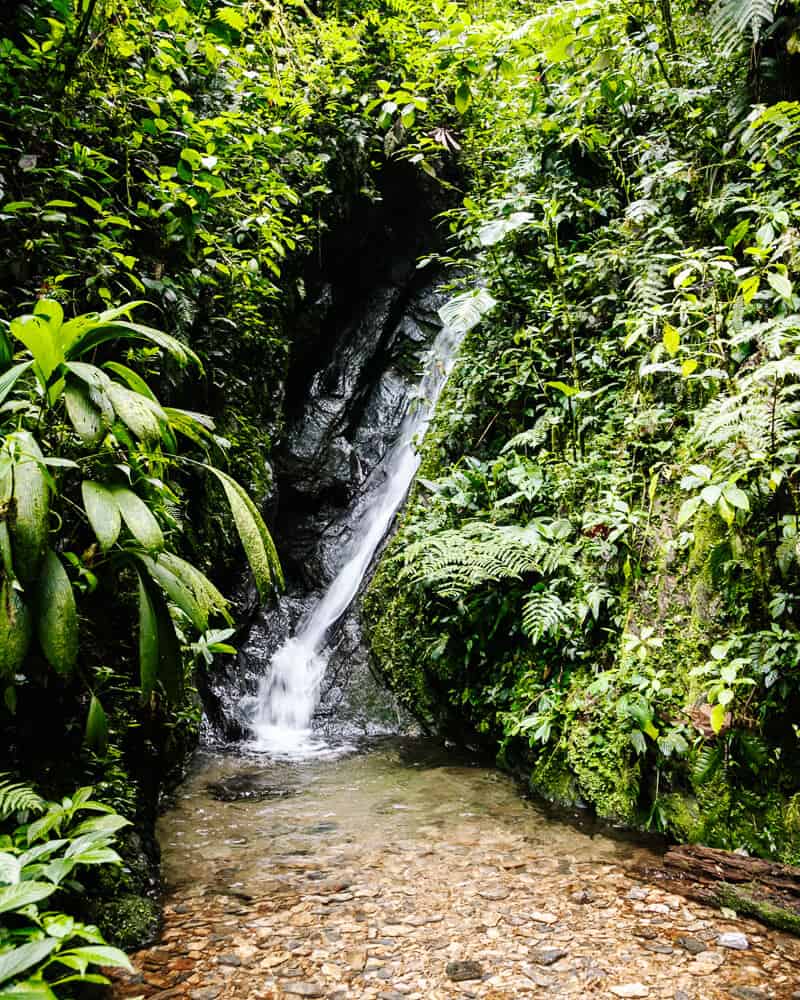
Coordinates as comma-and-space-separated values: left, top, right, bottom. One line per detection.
65, 314, 202, 370
454, 81, 472, 114
205, 467, 283, 599
717, 494, 735, 526
662, 323, 680, 356
138, 554, 209, 631
739, 273, 760, 304
0, 880, 54, 914
111, 487, 163, 551
0, 363, 32, 408
0, 981, 58, 999
103, 362, 157, 401
81, 482, 121, 551
546, 381, 579, 397
10, 433, 49, 585
438, 288, 497, 335
36, 551, 78, 675
0, 940, 58, 986
700, 484, 722, 505
10, 316, 62, 386
710, 702, 728, 733
477, 212, 536, 247
107, 383, 165, 442
69, 813, 130, 838
64, 383, 104, 445
57, 946, 132, 972
681, 358, 698, 377
677, 495, 701, 526
0, 852, 20, 884
0, 579, 32, 678
137, 572, 159, 700
723, 484, 750, 511
33, 300, 63, 332
767, 271, 793, 299
84, 695, 108, 753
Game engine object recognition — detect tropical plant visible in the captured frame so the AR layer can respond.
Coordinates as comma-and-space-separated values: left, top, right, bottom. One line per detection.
0, 299, 282, 737
0, 778, 133, 998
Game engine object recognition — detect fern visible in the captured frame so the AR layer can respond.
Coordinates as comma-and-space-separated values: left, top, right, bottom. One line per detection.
711, 0, 774, 55
0, 774, 46, 822
522, 588, 573, 643
693, 744, 724, 786
741, 102, 800, 158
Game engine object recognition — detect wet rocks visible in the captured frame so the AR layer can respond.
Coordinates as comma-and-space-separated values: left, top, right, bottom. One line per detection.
719, 930, 750, 950
445, 960, 484, 982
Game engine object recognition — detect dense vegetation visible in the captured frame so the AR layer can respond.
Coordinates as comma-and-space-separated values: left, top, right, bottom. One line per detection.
4, 0, 800, 989
364, 0, 800, 862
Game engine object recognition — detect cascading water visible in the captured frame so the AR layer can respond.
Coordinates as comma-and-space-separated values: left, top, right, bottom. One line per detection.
244, 322, 462, 758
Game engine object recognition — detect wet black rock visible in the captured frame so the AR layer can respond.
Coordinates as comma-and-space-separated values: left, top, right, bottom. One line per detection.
445, 960, 484, 982
206, 773, 297, 802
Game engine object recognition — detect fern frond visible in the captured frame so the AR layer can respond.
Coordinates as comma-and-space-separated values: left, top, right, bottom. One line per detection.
0, 774, 46, 822
741, 102, 800, 158
711, 0, 774, 55
522, 588, 573, 643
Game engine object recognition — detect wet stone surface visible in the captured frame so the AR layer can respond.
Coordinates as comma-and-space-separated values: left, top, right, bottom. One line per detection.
112, 740, 800, 999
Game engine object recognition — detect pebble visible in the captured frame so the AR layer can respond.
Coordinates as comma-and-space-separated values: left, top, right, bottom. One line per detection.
719, 931, 750, 950
528, 947, 567, 966
610, 985, 650, 997
280, 984, 326, 997
445, 960, 484, 982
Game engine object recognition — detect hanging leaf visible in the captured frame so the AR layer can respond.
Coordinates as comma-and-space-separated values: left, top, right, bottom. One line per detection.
137, 572, 159, 701
0, 579, 32, 678
204, 467, 283, 599
10, 433, 49, 585
106, 383, 165, 442
137, 554, 209, 631
0, 881, 55, 915
454, 81, 472, 114
0, 362, 32, 408
36, 551, 78, 675
84, 696, 108, 753
111, 487, 163, 551
81, 482, 121, 551
0, 939, 58, 985
477, 212, 536, 247
438, 288, 497, 335
64, 383, 105, 445
662, 323, 680, 356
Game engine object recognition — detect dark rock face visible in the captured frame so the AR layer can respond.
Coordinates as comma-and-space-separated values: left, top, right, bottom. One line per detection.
202, 264, 445, 744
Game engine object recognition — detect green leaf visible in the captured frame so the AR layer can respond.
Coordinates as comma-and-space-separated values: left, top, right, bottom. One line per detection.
0, 981, 58, 999
205, 467, 283, 599
0, 363, 33, 408
546, 381, 580, 397
438, 288, 497, 335
57, 946, 132, 972
81, 482, 121, 551
107, 383, 165, 442
10, 315, 62, 386
0, 940, 58, 986
454, 81, 472, 114
84, 695, 108, 753
10, 433, 49, 585
36, 551, 78, 675
64, 311, 202, 370
137, 572, 159, 700
662, 323, 680, 356
477, 212, 536, 247
766, 271, 793, 299
723, 484, 750, 511
111, 487, 163, 551
677, 495, 701, 526
710, 702, 728, 733
0, 880, 54, 914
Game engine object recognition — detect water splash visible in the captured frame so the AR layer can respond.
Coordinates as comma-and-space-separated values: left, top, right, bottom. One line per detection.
246, 323, 462, 758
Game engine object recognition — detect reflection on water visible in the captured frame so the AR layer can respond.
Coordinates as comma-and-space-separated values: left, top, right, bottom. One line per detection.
159, 737, 659, 890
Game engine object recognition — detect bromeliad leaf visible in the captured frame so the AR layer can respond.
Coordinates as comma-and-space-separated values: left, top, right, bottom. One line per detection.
81, 482, 121, 551
205, 466, 283, 599
36, 551, 78, 675
111, 487, 163, 551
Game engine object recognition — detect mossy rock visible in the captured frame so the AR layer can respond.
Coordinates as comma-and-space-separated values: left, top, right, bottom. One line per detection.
92, 894, 160, 951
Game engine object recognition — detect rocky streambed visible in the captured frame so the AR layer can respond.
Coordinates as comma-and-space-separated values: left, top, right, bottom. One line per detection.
112, 738, 800, 999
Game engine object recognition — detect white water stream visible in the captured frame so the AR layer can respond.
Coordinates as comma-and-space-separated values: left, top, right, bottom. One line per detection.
246, 323, 462, 758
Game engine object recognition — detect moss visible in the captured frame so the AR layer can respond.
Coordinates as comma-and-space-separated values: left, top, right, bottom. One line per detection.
92, 895, 160, 951
716, 884, 800, 936
529, 750, 585, 809
565, 719, 640, 823
657, 792, 702, 841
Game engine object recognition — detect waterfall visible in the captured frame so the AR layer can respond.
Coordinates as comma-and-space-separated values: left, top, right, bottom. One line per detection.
246, 322, 462, 758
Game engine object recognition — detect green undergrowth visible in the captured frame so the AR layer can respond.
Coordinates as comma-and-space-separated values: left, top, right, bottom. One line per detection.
364, 0, 800, 861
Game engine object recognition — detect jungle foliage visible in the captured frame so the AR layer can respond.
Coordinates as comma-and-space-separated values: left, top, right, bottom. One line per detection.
364, 0, 800, 860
